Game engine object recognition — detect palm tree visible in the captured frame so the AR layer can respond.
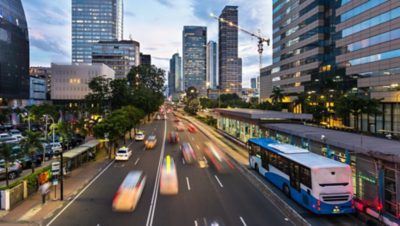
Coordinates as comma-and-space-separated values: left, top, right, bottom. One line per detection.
0, 143, 18, 187
21, 131, 43, 173
270, 86, 284, 105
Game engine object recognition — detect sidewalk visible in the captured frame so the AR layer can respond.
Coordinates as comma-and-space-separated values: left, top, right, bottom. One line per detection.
0, 150, 112, 226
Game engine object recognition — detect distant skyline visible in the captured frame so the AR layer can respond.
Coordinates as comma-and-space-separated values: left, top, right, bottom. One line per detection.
22, 0, 272, 88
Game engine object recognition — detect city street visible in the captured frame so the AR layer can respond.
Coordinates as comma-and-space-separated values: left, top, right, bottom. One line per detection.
44, 114, 293, 226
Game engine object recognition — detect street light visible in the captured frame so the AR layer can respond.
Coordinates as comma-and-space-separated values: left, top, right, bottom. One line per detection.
43, 114, 56, 162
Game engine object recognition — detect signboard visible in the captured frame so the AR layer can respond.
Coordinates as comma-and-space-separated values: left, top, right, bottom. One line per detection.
52, 161, 60, 175
53, 178, 58, 186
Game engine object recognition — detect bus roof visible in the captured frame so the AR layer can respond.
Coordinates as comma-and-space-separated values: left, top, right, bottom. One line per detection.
248, 138, 349, 169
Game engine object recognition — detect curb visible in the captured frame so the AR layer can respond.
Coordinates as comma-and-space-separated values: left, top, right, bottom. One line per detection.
183, 113, 311, 226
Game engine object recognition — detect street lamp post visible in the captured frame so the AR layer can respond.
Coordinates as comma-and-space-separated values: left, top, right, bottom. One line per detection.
43, 114, 56, 162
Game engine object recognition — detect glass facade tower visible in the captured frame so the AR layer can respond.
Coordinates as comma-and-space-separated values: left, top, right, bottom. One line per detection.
92, 40, 140, 79
219, 6, 242, 94
207, 41, 218, 89
72, 0, 123, 63
0, 0, 29, 100
182, 26, 207, 95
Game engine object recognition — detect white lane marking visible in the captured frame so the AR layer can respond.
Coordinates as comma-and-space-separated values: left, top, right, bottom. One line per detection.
284, 218, 289, 221
214, 175, 224, 188
146, 119, 167, 226
46, 160, 115, 226
186, 177, 191, 191
194, 220, 198, 226
134, 158, 140, 165
240, 216, 247, 226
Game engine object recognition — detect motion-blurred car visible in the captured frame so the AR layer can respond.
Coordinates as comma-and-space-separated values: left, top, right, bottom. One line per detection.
0, 161, 22, 180
187, 124, 197, 133
203, 142, 234, 173
160, 155, 178, 195
116, 146, 132, 161
144, 135, 157, 149
168, 132, 180, 143
180, 143, 196, 164
112, 171, 146, 212
135, 131, 145, 141
174, 117, 180, 122
175, 123, 185, 132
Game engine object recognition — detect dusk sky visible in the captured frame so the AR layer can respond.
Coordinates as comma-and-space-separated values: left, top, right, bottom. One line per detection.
22, 0, 272, 88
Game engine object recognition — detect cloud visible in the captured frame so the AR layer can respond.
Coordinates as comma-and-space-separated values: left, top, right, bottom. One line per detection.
156, 0, 174, 7
125, 10, 136, 17
152, 56, 170, 61
30, 31, 68, 57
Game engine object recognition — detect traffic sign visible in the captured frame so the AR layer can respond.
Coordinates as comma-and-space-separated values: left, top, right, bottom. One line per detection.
52, 161, 60, 175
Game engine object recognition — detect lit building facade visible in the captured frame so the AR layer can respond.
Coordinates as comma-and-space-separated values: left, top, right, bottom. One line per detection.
182, 26, 207, 95
263, 1, 340, 100
51, 63, 114, 101
72, 0, 123, 63
207, 41, 218, 89
219, 6, 242, 94
0, 0, 29, 101
336, 0, 400, 135
92, 40, 140, 79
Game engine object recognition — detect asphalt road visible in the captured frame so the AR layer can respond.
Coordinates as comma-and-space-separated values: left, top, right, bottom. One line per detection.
44, 113, 293, 226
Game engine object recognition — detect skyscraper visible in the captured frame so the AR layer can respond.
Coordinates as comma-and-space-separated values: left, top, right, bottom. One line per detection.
169, 53, 182, 93
0, 0, 29, 101
219, 6, 242, 94
92, 40, 140, 79
72, 0, 123, 63
251, 77, 257, 89
182, 26, 207, 95
207, 41, 218, 89
263, 1, 338, 100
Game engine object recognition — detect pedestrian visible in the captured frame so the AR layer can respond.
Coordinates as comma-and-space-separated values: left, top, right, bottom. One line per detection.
39, 182, 51, 204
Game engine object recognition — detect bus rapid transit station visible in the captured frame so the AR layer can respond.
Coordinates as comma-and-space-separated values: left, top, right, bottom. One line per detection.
214, 108, 400, 225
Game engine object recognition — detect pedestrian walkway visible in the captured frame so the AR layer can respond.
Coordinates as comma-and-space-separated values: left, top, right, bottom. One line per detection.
0, 149, 112, 226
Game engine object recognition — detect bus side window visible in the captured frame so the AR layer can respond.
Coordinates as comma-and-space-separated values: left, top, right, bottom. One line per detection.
300, 167, 312, 189
261, 148, 269, 170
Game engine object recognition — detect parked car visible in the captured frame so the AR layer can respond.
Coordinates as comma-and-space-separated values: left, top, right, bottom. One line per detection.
0, 160, 22, 180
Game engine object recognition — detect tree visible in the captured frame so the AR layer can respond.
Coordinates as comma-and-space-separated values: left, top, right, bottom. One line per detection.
28, 104, 59, 123
0, 108, 11, 125
120, 106, 145, 138
184, 99, 200, 115
85, 76, 111, 115
270, 86, 284, 105
109, 79, 133, 110
21, 131, 42, 173
185, 86, 198, 101
131, 87, 164, 121
127, 64, 166, 94
0, 143, 18, 187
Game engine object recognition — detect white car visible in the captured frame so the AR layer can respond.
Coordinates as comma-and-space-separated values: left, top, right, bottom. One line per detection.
116, 147, 132, 161
135, 131, 145, 141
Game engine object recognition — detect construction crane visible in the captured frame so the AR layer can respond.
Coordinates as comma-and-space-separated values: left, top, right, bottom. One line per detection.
210, 13, 270, 95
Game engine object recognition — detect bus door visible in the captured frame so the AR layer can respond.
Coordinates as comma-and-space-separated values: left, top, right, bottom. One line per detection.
290, 162, 300, 191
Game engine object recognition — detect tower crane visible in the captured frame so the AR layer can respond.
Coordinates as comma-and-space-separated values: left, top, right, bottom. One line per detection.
210, 13, 270, 99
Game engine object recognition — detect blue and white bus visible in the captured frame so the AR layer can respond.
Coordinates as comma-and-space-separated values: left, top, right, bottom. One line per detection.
247, 138, 355, 214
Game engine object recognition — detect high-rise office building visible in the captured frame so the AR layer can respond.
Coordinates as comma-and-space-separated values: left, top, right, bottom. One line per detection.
207, 41, 218, 89
0, 0, 29, 101
262, 1, 338, 101
169, 53, 182, 94
182, 26, 207, 95
140, 53, 151, 66
219, 6, 242, 94
336, 1, 400, 134
251, 77, 257, 89
72, 0, 123, 63
92, 40, 140, 79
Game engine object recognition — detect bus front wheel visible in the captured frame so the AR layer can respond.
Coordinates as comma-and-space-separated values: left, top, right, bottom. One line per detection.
283, 184, 290, 198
